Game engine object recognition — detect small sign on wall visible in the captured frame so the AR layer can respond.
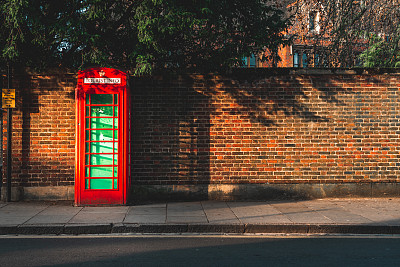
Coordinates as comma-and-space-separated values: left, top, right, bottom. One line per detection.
2, 89, 15, 108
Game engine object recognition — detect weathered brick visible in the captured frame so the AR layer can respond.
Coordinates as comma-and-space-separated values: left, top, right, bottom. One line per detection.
3, 69, 400, 190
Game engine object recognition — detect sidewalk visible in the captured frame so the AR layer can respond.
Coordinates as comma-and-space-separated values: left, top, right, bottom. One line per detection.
1, 198, 400, 235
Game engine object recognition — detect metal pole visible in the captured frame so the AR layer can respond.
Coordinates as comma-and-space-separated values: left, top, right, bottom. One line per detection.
6, 110, 11, 202
6, 64, 11, 202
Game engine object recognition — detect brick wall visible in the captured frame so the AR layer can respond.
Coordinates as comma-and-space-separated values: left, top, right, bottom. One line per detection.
131, 69, 400, 199
2, 72, 76, 196
3, 69, 400, 200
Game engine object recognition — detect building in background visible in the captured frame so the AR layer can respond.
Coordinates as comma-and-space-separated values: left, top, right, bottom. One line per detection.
245, 0, 391, 68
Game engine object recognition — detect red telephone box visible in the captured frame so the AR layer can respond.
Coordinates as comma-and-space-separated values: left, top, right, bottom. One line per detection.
75, 68, 130, 205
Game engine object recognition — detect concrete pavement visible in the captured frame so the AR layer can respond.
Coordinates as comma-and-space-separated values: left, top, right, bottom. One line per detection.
1, 198, 400, 235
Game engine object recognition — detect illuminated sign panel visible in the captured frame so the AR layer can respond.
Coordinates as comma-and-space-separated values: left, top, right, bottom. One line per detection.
84, 78, 121, 84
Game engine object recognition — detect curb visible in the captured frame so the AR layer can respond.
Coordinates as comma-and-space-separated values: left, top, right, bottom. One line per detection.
1, 224, 400, 235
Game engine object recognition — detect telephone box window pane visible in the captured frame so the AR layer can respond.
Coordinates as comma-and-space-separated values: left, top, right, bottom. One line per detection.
87, 130, 114, 141
88, 118, 114, 129
90, 106, 113, 117
89, 154, 114, 165
87, 166, 113, 177
82, 92, 122, 193
89, 179, 113, 189
91, 94, 113, 105
87, 142, 114, 153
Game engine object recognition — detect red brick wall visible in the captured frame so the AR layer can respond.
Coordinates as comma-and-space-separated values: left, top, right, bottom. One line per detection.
3, 69, 400, 195
131, 69, 400, 187
2, 72, 76, 188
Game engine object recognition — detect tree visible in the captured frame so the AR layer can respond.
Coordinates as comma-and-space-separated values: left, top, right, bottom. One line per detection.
0, 0, 289, 75
286, 0, 400, 67
359, 33, 400, 68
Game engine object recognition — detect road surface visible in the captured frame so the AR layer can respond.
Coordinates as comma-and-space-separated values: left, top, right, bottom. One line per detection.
0, 234, 399, 266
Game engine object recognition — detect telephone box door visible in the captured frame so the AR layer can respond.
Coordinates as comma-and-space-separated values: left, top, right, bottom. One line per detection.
75, 68, 129, 205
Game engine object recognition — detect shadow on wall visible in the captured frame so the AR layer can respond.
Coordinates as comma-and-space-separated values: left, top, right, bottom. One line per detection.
6, 68, 392, 201
3, 69, 76, 193
128, 69, 386, 202
216, 70, 360, 127
130, 75, 211, 202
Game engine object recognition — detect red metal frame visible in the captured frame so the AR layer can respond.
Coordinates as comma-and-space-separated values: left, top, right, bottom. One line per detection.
75, 68, 130, 206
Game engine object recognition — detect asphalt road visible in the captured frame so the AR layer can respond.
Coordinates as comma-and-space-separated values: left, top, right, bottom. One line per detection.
0, 235, 400, 266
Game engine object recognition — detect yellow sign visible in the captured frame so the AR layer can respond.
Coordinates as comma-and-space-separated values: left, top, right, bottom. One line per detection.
2, 89, 16, 108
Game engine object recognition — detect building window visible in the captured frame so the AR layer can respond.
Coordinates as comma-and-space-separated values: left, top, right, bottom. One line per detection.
293, 52, 299, 67
302, 53, 308, 68
315, 53, 320, 67
249, 54, 256, 67
242, 54, 257, 68
309, 11, 320, 33
309, 12, 316, 31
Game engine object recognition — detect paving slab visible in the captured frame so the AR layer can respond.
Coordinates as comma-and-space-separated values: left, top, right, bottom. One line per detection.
127, 204, 166, 215
228, 202, 292, 224
0, 216, 35, 226
124, 204, 166, 223
167, 202, 205, 217
167, 202, 204, 210
24, 206, 83, 225
270, 202, 335, 224
124, 214, 166, 224
166, 216, 208, 224
0, 198, 400, 235
80, 206, 129, 213
327, 200, 400, 225
134, 203, 167, 208
202, 202, 241, 224
303, 199, 375, 224
0, 203, 49, 214
0, 203, 50, 225
366, 200, 400, 213
68, 211, 126, 224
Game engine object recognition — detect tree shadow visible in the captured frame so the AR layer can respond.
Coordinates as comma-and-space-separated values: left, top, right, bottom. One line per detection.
3, 68, 395, 202
2, 69, 76, 193
129, 70, 365, 202
213, 69, 361, 128
129, 75, 211, 202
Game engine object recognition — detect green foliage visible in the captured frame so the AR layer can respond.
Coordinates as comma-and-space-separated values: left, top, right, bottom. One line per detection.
0, 0, 289, 75
359, 33, 400, 68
